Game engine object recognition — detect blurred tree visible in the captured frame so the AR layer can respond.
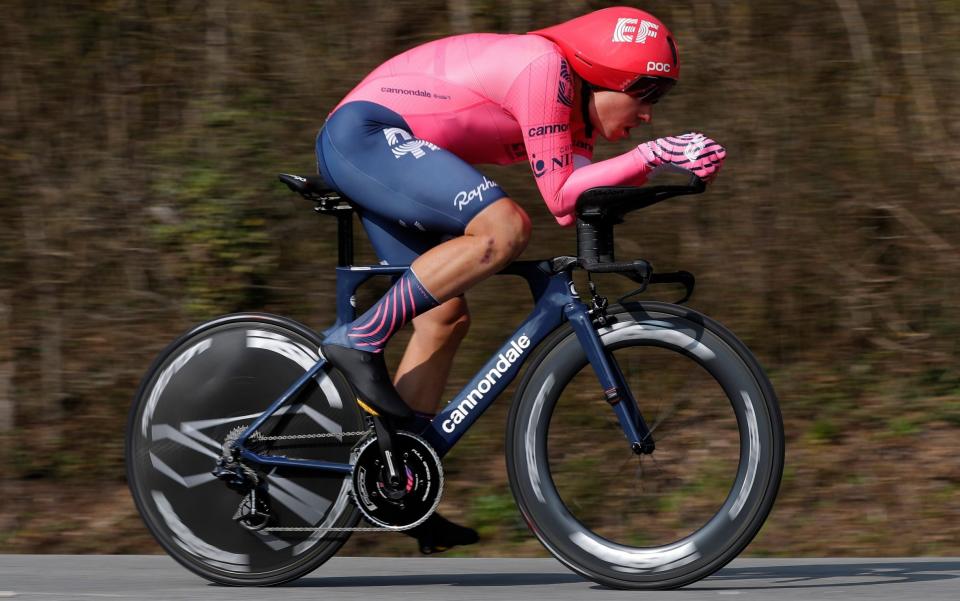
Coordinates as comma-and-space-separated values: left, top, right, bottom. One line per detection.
449, 0, 472, 32
0, 291, 11, 433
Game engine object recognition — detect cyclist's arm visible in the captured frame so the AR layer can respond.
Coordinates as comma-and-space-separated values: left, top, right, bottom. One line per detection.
503, 52, 661, 226
556, 135, 726, 225
522, 130, 725, 227
550, 151, 659, 226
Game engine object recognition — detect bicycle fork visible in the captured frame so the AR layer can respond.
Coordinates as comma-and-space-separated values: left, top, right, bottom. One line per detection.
564, 303, 656, 455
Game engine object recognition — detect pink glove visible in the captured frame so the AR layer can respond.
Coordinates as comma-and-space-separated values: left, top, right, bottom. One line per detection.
638, 132, 726, 182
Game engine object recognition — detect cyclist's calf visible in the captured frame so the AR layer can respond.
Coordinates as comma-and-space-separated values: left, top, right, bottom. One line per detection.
395, 296, 471, 413
413, 296, 471, 343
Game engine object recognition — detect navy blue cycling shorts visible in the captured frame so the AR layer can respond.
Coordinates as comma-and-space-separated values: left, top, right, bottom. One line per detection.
316, 101, 508, 265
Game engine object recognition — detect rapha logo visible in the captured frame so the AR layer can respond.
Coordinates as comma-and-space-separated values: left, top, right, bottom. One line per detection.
683, 133, 707, 162
612, 18, 659, 44
383, 127, 439, 159
454, 176, 499, 211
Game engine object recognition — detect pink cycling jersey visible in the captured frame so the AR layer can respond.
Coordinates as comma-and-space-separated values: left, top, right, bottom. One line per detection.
334, 34, 658, 226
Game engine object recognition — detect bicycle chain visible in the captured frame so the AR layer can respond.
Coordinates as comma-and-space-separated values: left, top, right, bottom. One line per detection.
263, 524, 415, 532
249, 430, 369, 442
242, 429, 423, 533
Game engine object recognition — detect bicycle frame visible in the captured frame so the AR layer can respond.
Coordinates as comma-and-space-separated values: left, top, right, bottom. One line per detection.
234, 258, 651, 474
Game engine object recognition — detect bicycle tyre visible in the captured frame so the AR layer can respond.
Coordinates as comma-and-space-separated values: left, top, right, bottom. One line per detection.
505, 301, 784, 589
126, 313, 364, 585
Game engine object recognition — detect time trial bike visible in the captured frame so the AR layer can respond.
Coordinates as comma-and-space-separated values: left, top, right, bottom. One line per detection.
125, 172, 784, 590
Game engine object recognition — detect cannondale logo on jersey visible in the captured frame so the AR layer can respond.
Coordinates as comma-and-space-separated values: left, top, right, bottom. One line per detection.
383, 127, 440, 159
612, 18, 659, 44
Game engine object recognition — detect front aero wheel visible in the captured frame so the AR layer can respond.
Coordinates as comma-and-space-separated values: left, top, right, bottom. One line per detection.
126, 313, 364, 585
506, 302, 783, 589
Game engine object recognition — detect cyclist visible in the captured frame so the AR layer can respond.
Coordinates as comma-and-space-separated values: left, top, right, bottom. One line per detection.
316, 6, 725, 553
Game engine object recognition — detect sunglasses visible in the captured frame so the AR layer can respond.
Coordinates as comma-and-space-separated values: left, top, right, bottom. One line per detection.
622, 76, 677, 104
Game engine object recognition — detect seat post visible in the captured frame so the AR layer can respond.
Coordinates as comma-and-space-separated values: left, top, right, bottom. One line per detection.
336, 207, 354, 267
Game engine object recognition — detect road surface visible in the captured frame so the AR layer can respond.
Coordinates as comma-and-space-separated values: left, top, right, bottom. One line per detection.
1, 556, 958, 600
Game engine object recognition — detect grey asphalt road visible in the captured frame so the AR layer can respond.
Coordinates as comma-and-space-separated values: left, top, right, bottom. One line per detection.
0, 556, 958, 600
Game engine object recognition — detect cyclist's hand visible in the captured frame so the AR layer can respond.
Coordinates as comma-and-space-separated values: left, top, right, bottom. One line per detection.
638, 132, 726, 183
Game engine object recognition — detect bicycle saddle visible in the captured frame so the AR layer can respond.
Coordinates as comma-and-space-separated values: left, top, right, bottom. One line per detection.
278, 173, 341, 201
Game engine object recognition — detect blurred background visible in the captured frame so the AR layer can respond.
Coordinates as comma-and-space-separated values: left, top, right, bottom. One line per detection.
1, 0, 958, 556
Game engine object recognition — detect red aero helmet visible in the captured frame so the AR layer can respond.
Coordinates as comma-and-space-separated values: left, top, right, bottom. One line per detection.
530, 7, 679, 98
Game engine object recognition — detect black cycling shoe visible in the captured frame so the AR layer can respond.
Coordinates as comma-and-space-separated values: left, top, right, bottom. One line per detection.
320, 343, 413, 420
405, 513, 479, 555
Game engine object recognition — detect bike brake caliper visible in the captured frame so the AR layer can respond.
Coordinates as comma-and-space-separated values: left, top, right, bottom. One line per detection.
587, 277, 609, 326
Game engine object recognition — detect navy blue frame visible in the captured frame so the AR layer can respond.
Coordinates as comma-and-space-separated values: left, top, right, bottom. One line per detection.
235, 259, 647, 472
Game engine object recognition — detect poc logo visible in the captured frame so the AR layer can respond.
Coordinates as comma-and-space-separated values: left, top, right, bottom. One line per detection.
383, 127, 439, 160
612, 18, 659, 44
647, 61, 672, 73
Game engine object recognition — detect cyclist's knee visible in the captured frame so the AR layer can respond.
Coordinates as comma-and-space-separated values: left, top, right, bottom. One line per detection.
467, 197, 531, 265
413, 296, 470, 342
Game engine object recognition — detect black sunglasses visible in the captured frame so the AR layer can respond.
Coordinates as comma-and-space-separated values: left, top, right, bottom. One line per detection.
623, 76, 677, 104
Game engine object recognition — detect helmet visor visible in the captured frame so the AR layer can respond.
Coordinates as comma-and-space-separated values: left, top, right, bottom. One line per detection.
624, 76, 677, 104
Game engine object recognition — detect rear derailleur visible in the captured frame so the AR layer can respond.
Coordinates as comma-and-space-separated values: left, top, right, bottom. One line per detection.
212, 425, 273, 531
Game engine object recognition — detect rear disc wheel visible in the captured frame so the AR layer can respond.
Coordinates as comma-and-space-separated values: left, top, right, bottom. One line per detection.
126, 313, 364, 585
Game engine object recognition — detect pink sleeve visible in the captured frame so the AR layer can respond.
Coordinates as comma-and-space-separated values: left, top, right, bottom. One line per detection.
552, 150, 655, 226
503, 51, 655, 227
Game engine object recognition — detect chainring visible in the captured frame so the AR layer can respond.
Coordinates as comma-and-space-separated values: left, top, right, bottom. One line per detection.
351, 431, 443, 529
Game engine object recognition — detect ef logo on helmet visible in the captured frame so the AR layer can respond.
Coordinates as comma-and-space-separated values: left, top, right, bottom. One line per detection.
612, 17, 659, 44
531, 7, 679, 95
